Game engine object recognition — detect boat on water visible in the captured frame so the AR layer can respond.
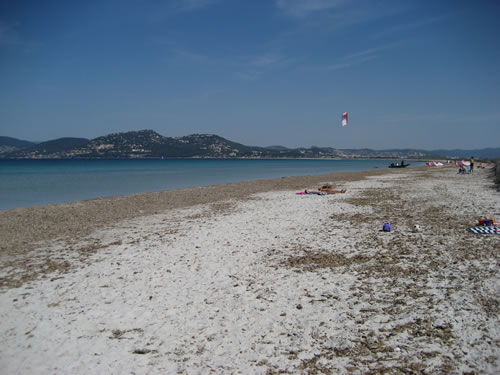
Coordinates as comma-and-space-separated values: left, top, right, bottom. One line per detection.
388, 160, 410, 168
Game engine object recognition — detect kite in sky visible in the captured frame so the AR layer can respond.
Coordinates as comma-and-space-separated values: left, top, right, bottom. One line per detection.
342, 112, 348, 127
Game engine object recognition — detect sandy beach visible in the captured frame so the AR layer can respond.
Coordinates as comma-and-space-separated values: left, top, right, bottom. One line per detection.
1, 165, 499, 374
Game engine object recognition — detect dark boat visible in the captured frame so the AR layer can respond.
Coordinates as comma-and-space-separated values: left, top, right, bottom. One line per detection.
388, 160, 410, 168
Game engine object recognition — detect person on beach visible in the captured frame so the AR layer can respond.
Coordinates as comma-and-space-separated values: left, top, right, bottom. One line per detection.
318, 187, 347, 194
298, 189, 325, 195
318, 184, 346, 194
298, 187, 346, 195
470, 157, 474, 173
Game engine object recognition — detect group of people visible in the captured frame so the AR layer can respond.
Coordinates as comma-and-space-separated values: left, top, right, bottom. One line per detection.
457, 157, 475, 174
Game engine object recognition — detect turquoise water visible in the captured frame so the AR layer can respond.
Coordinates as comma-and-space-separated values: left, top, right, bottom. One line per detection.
0, 159, 424, 210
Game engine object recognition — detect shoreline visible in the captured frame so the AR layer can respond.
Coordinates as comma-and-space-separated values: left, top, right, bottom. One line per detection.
0, 159, 427, 211
1, 165, 499, 373
0, 167, 404, 257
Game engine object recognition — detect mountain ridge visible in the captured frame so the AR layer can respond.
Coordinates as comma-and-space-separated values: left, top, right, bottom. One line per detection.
1, 130, 499, 159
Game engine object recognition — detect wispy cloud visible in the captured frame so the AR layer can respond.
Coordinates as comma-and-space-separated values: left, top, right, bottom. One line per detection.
271, 1, 413, 54
173, 49, 236, 67
342, 41, 401, 60
276, 0, 348, 18
237, 54, 297, 80
376, 112, 500, 123
177, 0, 221, 12
173, 49, 296, 81
0, 22, 22, 47
373, 16, 445, 39
0, 22, 36, 53
327, 54, 376, 70
247, 53, 296, 68
148, 0, 221, 23
175, 48, 294, 68
325, 42, 399, 70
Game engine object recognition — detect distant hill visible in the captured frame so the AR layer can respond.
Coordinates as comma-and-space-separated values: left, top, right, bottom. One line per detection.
0, 136, 35, 148
0, 136, 36, 154
264, 145, 290, 151
8, 138, 90, 158
66, 130, 304, 158
1, 130, 499, 159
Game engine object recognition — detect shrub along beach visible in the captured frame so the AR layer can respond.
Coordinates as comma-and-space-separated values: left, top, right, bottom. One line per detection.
0, 164, 499, 373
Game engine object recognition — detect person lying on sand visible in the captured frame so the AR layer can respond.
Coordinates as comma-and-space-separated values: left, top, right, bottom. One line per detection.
300, 189, 324, 195
297, 187, 346, 195
318, 185, 346, 194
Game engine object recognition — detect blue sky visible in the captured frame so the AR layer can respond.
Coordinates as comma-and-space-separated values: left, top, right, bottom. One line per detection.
1, 0, 499, 149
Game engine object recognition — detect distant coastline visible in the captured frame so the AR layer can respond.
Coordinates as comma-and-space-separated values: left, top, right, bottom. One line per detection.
2, 130, 499, 160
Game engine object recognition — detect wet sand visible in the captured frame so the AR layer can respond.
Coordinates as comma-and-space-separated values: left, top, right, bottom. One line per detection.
0, 165, 499, 374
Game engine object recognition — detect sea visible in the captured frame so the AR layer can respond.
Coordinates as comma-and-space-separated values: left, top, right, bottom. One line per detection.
0, 159, 425, 210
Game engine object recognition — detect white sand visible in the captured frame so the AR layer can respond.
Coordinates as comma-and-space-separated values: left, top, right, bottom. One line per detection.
1, 166, 499, 374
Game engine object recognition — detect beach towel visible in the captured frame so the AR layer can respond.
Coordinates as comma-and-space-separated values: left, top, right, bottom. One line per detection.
467, 227, 500, 234
296, 191, 326, 195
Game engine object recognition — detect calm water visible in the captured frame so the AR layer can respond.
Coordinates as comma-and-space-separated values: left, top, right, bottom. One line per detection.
0, 159, 424, 210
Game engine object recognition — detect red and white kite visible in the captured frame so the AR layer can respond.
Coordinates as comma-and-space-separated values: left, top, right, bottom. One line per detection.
341, 112, 348, 127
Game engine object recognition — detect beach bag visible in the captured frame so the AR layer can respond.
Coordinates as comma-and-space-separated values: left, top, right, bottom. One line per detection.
478, 217, 498, 226
382, 222, 394, 232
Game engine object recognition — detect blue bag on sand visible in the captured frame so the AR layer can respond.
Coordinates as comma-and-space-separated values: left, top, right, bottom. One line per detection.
383, 222, 394, 232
